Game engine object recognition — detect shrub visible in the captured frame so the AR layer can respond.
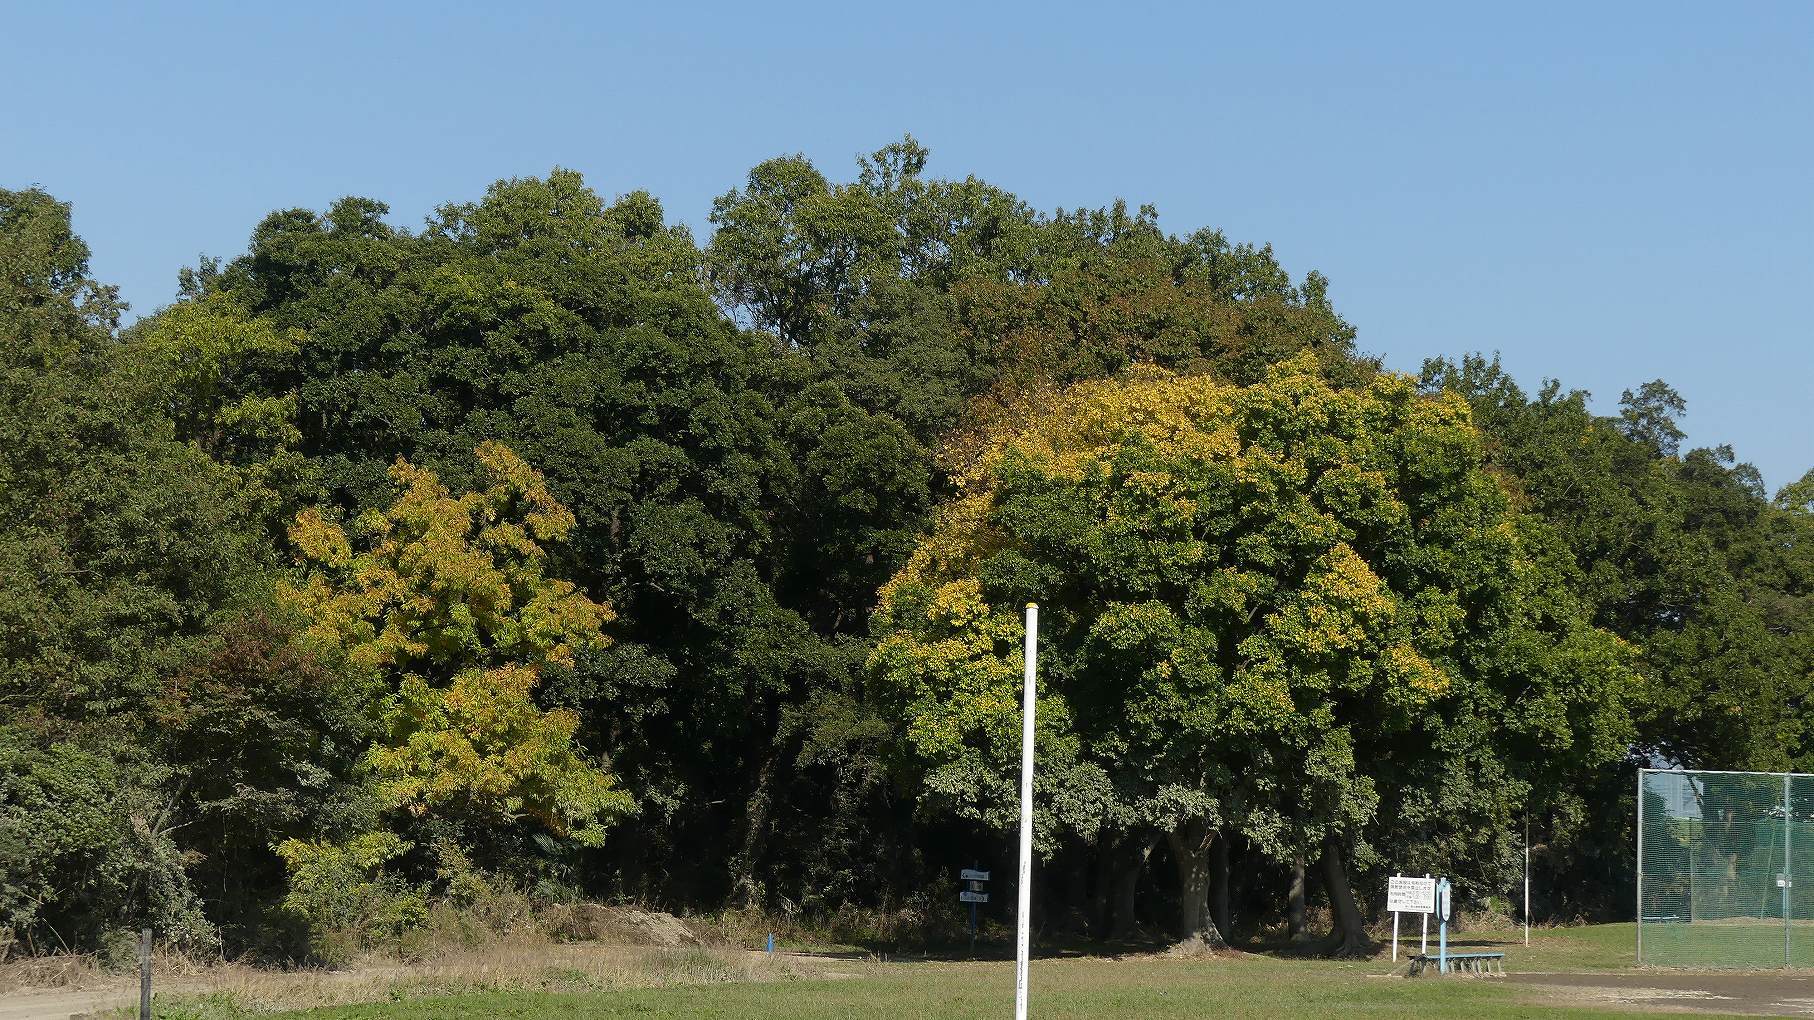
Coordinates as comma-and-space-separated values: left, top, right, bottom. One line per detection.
0, 729, 214, 957
273, 832, 416, 965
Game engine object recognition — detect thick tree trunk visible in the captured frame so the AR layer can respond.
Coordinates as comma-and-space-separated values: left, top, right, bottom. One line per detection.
1317, 837, 1375, 957
1287, 855, 1310, 942
728, 749, 780, 909
1167, 819, 1227, 952
1091, 839, 1115, 938
1210, 831, 1231, 939
1102, 832, 1153, 942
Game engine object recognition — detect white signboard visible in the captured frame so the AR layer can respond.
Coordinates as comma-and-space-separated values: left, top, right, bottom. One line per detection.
959, 890, 990, 903
1387, 875, 1436, 914
960, 869, 991, 882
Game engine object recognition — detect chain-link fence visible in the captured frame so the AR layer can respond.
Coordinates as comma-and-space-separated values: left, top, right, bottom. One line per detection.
1638, 769, 1813, 967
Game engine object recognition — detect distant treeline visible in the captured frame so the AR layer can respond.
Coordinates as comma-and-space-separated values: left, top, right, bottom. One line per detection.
2, 138, 1809, 963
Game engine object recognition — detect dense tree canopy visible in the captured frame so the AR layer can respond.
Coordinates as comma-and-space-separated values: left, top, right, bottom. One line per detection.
282, 442, 629, 847
872, 358, 1636, 951
0, 144, 1805, 962
1422, 355, 1814, 774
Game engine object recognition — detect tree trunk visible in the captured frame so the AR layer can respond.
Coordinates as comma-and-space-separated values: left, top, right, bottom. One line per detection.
1102, 832, 1153, 942
1091, 839, 1114, 938
1210, 831, 1231, 939
1317, 837, 1375, 957
1167, 819, 1227, 952
1287, 855, 1309, 942
728, 748, 781, 909
1057, 846, 1091, 936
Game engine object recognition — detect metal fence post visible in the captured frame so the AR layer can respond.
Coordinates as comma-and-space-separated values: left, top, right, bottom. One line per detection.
139, 928, 152, 1020
1635, 769, 1644, 966
1786, 773, 1793, 968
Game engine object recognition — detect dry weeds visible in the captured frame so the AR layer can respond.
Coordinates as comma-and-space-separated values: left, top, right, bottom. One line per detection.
1, 924, 827, 1017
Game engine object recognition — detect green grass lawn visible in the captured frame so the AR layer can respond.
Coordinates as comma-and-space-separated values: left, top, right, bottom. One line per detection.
1635, 918, 1814, 969
147, 924, 1762, 1020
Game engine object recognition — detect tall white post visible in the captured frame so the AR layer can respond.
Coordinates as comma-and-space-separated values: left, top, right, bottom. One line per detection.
1524, 817, 1531, 947
1420, 873, 1430, 956
1015, 603, 1039, 1020
1391, 872, 1401, 962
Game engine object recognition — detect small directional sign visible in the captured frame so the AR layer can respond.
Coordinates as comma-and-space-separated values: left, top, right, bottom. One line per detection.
960, 869, 990, 882
959, 890, 990, 903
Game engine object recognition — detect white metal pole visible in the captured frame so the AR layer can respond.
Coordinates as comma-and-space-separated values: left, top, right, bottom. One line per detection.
1524, 817, 1531, 947
1785, 773, 1793, 968
1392, 873, 1400, 962
1420, 873, 1429, 956
1015, 603, 1038, 1020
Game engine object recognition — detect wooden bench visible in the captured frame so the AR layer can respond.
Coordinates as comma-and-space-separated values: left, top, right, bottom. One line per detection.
1409, 951, 1505, 976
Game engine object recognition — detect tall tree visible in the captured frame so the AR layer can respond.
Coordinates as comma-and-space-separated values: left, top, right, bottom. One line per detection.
1422, 355, 1814, 774
0, 188, 357, 953
281, 442, 631, 851
1423, 354, 1814, 917
873, 357, 1635, 952
145, 172, 857, 905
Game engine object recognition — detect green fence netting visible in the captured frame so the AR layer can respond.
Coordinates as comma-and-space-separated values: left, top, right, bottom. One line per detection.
1638, 769, 1813, 968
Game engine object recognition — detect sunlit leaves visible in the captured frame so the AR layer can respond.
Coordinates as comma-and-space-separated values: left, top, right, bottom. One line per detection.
281, 443, 627, 841
875, 356, 1637, 882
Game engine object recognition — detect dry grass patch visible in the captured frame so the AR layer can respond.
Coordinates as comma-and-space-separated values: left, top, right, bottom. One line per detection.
134, 937, 813, 1017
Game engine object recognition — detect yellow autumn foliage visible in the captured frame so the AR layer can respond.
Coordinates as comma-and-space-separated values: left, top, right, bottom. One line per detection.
280, 441, 629, 842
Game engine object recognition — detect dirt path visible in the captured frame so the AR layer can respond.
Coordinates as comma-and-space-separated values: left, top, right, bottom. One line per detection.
0, 983, 138, 1020
1510, 970, 1814, 1016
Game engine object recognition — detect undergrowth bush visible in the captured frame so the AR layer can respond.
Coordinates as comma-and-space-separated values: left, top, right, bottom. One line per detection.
708, 887, 969, 951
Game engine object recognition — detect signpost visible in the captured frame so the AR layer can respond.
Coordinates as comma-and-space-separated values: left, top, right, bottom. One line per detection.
1386, 875, 1437, 962
1014, 604, 1038, 1020
1435, 877, 1453, 973
959, 868, 990, 955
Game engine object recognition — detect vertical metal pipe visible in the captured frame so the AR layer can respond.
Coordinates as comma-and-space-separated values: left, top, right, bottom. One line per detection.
1014, 603, 1038, 1020
1786, 773, 1793, 968
1636, 770, 1645, 965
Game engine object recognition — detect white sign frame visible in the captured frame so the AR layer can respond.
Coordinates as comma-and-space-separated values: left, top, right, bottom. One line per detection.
1388, 874, 1437, 962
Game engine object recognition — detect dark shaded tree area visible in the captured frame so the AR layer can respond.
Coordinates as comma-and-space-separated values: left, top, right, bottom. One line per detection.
1, 141, 1806, 961
0, 188, 369, 957
1421, 354, 1814, 919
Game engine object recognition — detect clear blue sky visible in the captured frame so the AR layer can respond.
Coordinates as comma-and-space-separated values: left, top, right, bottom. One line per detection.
5, 2, 1809, 488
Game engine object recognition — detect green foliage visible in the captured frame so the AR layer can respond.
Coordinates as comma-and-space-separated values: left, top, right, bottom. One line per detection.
273, 831, 420, 964
1422, 355, 1814, 774
1422, 354, 1813, 918
0, 729, 214, 953
0, 195, 275, 727
163, 170, 837, 904
282, 444, 631, 846
0, 188, 328, 954
874, 358, 1637, 933
707, 137, 1362, 449
6, 141, 1802, 962
1774, 467, 1814, 515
